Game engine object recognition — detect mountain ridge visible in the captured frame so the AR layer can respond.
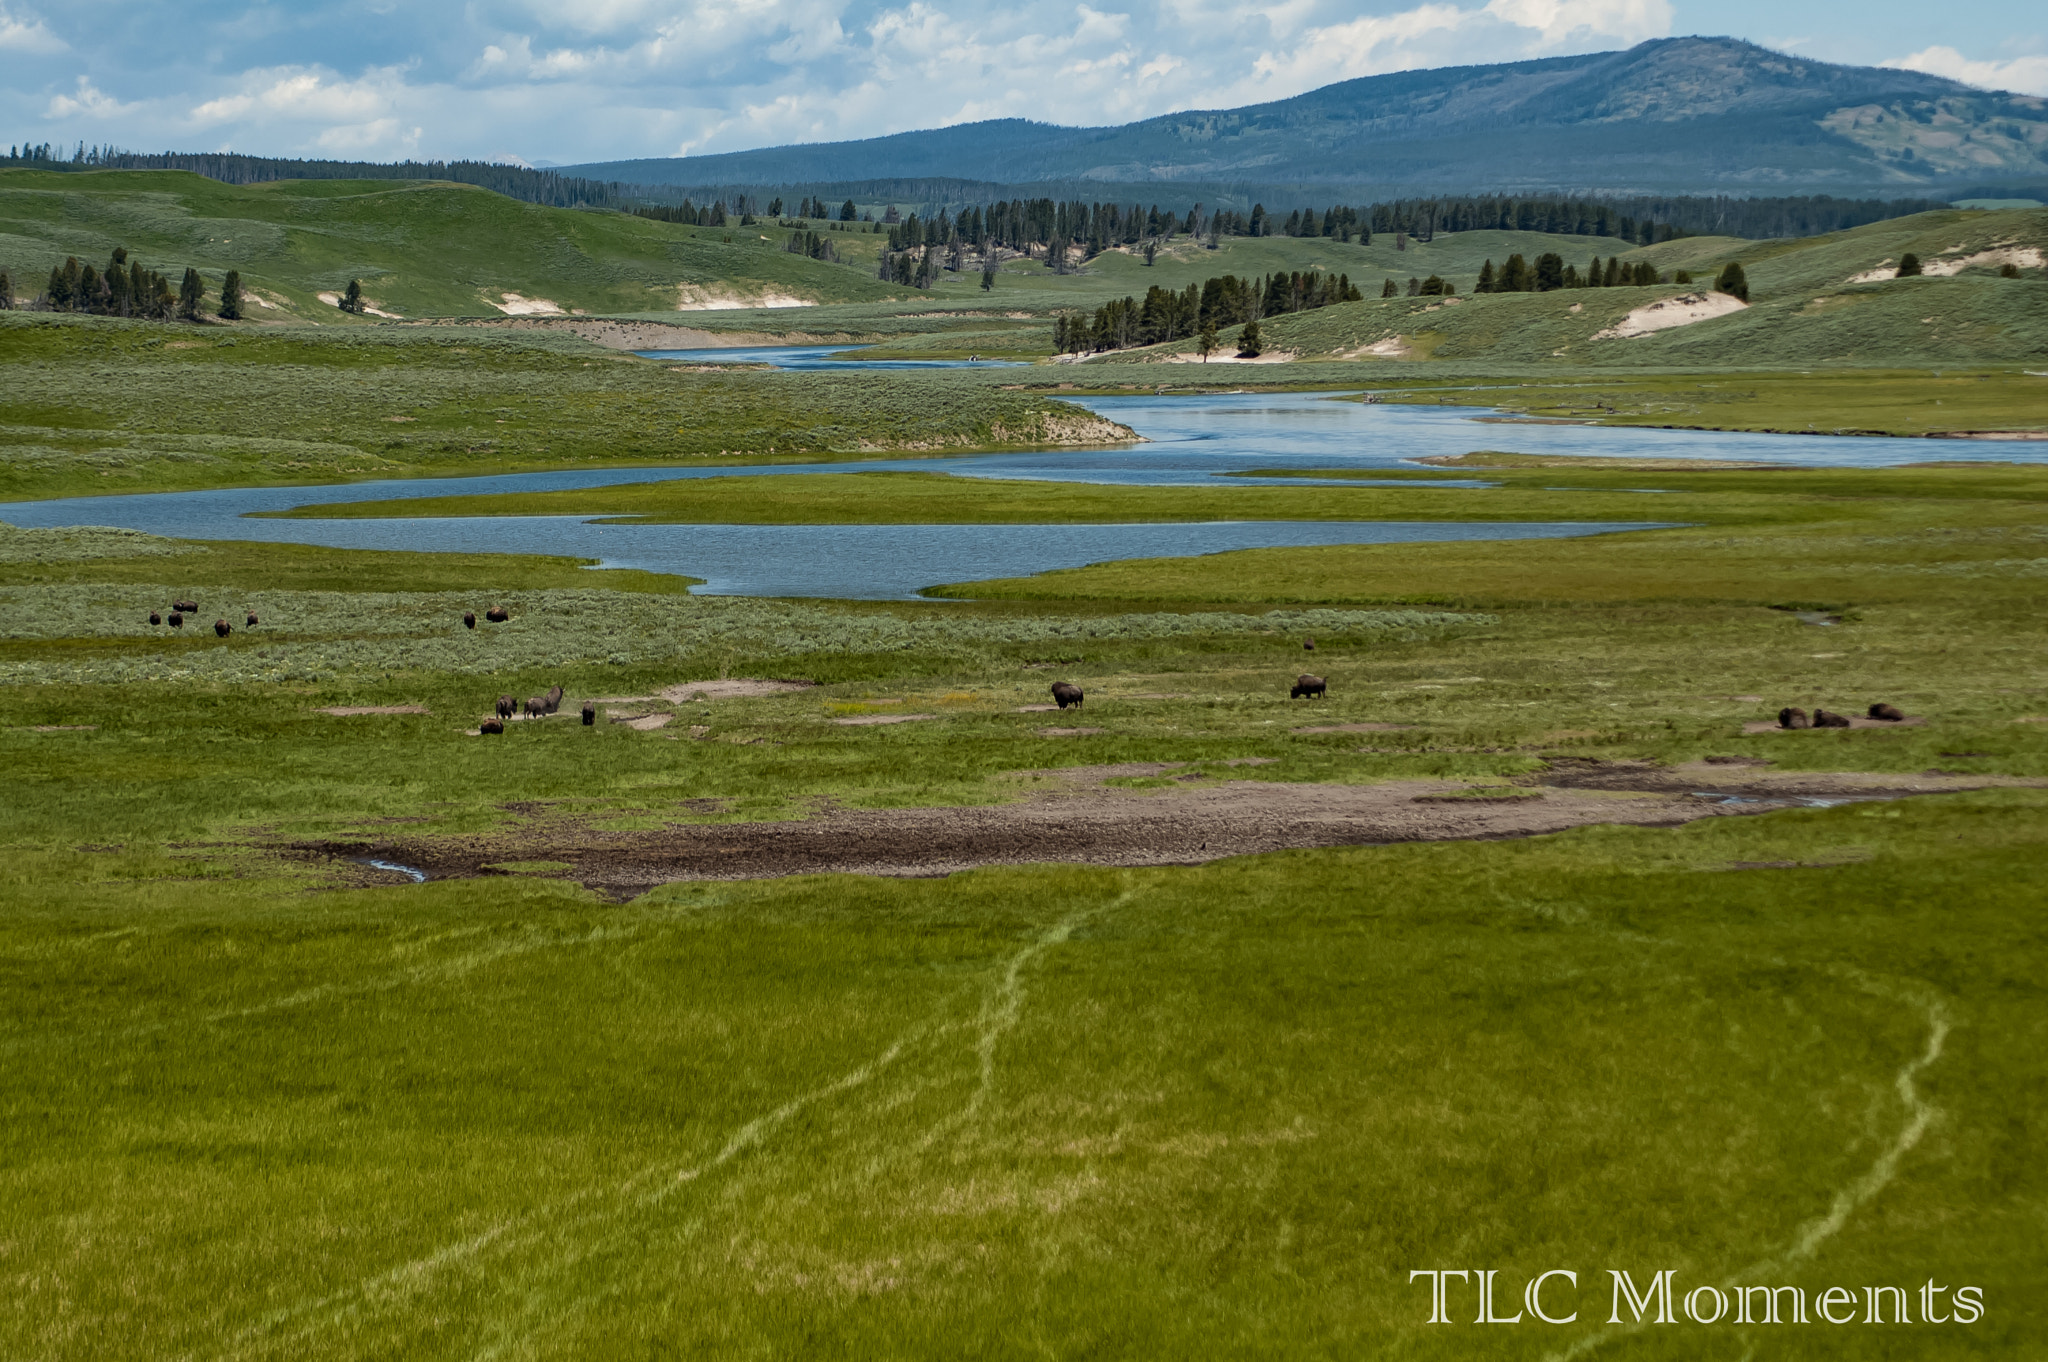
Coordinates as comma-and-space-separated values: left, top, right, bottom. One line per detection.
566, 38, 2048, 198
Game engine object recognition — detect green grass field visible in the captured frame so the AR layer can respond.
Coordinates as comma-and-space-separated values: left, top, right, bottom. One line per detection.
3, 454, 2045, 1355
3, 174, 2046, 1355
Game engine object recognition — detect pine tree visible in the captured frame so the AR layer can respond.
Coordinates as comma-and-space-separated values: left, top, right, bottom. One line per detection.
218, 269, 243, 320
1476, 260, 1496, 293
1237, 320, 1262, 357
1406, 277, 1419, 297
1534, 252, 1564, 292
342, 278, 363, 314
177, 267, 204, 319
0, 269, 11, 310
1501, 255, 1531, 292
1587, 256, 1603, 287
1715, 262, 1750, 301
1198, 321, 1218, 361
1381, 278, 1397, 298
1896, 253, 1922, 278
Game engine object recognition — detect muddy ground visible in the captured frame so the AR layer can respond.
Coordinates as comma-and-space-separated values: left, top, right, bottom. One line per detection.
299, 760, 2034, 898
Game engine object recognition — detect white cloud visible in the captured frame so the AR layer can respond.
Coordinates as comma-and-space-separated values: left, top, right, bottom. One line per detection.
1885, 45, 2048, 97
45, 78, 133, 118
0, 2, 61, 53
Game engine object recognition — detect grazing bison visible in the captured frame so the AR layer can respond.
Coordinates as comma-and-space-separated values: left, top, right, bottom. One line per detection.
480, 719, 504, 735
1778, 707, 1810, 730
1813, 709, 1852, 728
214, 619, 231, 638
167, 612, 184, 629
463, 612, 477, 629
544, 685, 564, 714
495, 695, 515, 720
581, 701, 596, 726
1868, 703, 1905, 722
1291, 674, 1327, 699
1051, 681, 1084, 710
173, 599, 198, 614
148, 612, 161, 626
1303, 636, 1316, 652
246, 612, 258, 627
485, 605, 509, 623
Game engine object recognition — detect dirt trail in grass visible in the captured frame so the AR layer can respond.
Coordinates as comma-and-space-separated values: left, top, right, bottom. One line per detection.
302, 761, 2035, 896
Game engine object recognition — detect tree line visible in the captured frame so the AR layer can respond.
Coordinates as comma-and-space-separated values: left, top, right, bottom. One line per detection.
1470, 251, 1746, 298
4, 246, 247, 320
1054, 269, 1363, 354
3, 141, 620, 208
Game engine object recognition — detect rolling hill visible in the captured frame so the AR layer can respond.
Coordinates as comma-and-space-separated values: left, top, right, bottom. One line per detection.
568, 37, 2048, 200
0, 170, 898, 319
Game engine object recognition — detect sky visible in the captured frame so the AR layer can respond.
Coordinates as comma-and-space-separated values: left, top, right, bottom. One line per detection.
3, 0, 2045, 167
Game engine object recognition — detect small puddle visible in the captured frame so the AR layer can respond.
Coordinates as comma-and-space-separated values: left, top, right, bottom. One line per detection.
360, 857, 428, 883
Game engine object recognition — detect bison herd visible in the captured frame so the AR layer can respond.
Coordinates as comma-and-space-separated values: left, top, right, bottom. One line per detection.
1779, 703, 1908, 729
145, 599, 256, 638
480, 682, 584, 735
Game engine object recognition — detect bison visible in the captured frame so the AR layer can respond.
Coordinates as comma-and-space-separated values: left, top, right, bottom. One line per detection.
1868, 703, 1905, 722
1813, 709, 1852, 728
523, 696, 546, 717
480, 719, 504, 735
1291, 674, 1327, 700
1051, 681, 1084, 709
485, 606, 510, 623
167, 612, 184, 629
1303, 636, 1316, 652
544, 685, 564, 714
582, 701, 596, 726
495, 695, 516, 720
463, 611, 477, 629
1778, 707, 1810, 730
246, 612, 259, 627
173, 599, 198, 614
148, 612, 161, 626
214, 619, 231, 638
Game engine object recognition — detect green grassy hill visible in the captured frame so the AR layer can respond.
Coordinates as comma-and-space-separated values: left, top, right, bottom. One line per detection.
1059, 207, 2048, 368
0, 170, 900, 319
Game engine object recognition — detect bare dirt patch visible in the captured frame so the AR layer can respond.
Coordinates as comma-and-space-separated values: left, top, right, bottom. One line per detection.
660, 678, 813, 703
1037, 727, 1103, 737
317, 704, 430, 716
833, 713, 938, 726
1593, 291, 1748, 340
292, 759, 2036, 895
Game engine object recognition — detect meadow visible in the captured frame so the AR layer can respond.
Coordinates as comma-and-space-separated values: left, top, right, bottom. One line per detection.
3, 175, 2047, 1357
2, 453, 2044, 1355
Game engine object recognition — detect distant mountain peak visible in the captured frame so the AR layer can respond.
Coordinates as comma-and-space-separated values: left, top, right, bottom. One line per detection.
565, 38, 2048, 199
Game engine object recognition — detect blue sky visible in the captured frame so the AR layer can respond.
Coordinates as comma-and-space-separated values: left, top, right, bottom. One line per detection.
4, 0, 2044, 166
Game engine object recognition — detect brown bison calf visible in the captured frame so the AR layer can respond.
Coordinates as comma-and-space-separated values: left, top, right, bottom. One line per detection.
480, 719, 504, 735
1291, 674, 1327, 699
1303, 636, 1316, 652
213, 619, 232, 638
495, 695, 515, 720
246, 612, 259, 627
463, 611, 477, 629
1868, 703, 1905, 722
1813, 709, 1852, 728
485, 606, 510, 623
1778, 707, 1810, 729
582, 702, 596, 726
1051, 681, 1084, 709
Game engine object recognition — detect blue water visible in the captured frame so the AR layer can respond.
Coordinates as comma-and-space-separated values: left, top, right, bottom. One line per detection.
2, 360, 2034, 598
644, 345, 1026, 370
